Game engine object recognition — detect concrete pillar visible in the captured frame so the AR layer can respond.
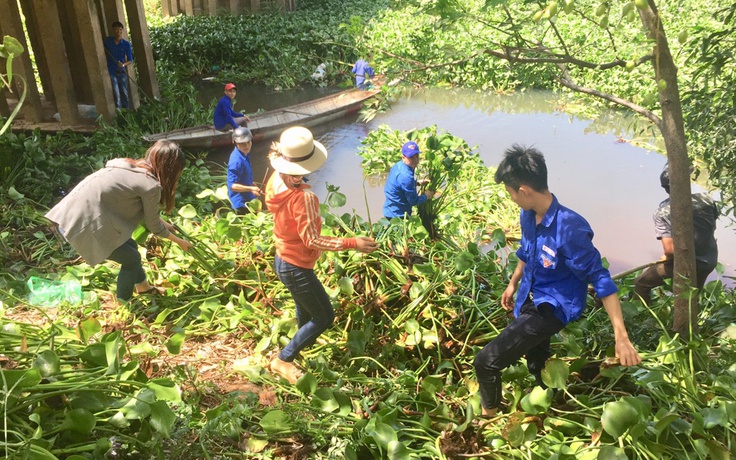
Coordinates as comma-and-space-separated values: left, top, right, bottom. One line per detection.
0, 0, 44, 122
59, 0, 95, 104
19, 0, 55, 103
72, 0, 116, 121
24, 0, 81, 124
124, 0, 160, 101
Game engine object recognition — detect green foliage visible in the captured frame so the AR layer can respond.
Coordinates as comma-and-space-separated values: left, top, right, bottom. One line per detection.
683, 3, 736, 215
0, 35, 26, 135
149, 0, 388, 88
0, 328, 180, 459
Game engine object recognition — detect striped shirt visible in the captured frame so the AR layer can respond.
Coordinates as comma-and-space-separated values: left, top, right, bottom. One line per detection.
266, 175, 356, 269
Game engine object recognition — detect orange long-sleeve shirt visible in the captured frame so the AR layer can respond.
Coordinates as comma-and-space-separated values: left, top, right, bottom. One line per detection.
265, 175, 356, 269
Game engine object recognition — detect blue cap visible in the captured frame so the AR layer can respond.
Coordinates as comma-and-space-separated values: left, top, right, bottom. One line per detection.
402, 141, 420, 158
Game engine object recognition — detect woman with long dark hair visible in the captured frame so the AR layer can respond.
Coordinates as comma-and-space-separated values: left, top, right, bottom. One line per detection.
46, 140, 193, 300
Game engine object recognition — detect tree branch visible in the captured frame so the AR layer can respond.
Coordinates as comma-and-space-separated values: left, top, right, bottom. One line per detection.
555, 64, 662, 127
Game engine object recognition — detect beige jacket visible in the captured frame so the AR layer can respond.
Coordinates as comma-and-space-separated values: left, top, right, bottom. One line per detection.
45, 159, 170, 265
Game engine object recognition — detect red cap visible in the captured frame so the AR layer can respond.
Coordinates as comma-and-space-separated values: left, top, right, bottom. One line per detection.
224, 83, 237, 91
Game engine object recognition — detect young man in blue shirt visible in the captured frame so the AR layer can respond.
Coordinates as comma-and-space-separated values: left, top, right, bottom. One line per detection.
227, 127, 261, 214
475, 144, 641, 416
103, 21, 133, 109
214, 83, 250, 131
383, 141, 433, 219
351, 58, 375, 89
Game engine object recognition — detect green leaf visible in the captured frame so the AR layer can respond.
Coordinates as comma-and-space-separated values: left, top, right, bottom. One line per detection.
337, 276, 354, 295
327, 191, 347, 208
388, 440, 411, 459
1, 368, 42, 392
701, 406, 729, 429
597, 446, 628, 460
8, 186, 24, 201
77, 317, 101, 344
33, 350, 61, 377
121, 389, 155, 420
405, 319, 420, 334
166, 332, 185, 354
370, 422, 398, 448
454, 251, 475, 272
412, 263, 436, 276
601, 399, 640, 438
519, 386, 552, 414
296, 372, 318, 394
178, 203, 198, 218
541, 358, 569, 389
149, 401, 176, 436
347, 330, 367, 355
62, 408, 96, 435
2, 36, 24, 56
503, 413, 526, 447
312, 387, 340, 413
260, 409, 291, 434
246, 437, 268, 453
148, 378, 182, 402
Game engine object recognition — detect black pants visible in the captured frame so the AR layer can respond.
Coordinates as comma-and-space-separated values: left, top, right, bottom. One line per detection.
107, 238, 146, 301
633, 260, 714, 305
474, 300, 565, 409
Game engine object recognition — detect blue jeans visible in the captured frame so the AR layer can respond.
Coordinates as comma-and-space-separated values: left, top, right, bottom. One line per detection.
275, 256, 335, 362
474, 300, 565, 409
108, 238, 146, 300
110, 71, 129, 109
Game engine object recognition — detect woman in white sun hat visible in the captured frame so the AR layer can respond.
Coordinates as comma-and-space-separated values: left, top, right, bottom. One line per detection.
265, 126, 378, 383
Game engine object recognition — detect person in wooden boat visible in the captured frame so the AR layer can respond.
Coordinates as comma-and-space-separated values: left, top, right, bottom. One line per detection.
45, 140, 193, 301
633, 164, 719, 305
382, 141, 434, 219
103, 21, 133, 109
265, 127, 378, 383
351, 57, 375, 89
474, 144, 640, 416
227, 127, 262, 214
214, 83, 251, 131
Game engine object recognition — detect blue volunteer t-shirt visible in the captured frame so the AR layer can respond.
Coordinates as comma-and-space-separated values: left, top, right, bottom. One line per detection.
214, 95, 244, 131
351, 59, 375, 88
227, 147, 255, 210
103, 36, 133, 75
383, 161, 427, 218
514, 194, 618, 325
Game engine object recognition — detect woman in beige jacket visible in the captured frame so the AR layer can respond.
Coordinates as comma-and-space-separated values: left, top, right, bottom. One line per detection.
46, 140, 192, 300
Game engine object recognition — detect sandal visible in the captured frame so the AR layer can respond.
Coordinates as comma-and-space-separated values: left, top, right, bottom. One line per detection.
136, 286, 165, 296
270, 357, 302, 384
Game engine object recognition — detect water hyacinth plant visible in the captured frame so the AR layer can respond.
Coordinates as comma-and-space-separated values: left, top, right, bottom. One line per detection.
1, 124, 735, 458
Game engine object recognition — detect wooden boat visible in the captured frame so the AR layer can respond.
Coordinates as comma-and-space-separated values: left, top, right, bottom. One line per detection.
143, 85, 380, 149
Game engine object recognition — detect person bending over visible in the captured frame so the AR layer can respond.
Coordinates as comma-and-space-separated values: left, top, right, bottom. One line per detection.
46, 140, 193, 301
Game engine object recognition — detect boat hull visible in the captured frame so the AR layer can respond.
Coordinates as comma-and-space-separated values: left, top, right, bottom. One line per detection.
143, 86, 379, 149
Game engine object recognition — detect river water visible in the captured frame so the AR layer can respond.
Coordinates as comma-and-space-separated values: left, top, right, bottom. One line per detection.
198, 84, 735, 283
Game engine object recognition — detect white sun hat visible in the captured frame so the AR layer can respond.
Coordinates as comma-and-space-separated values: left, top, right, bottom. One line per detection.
269, 126, 328, 175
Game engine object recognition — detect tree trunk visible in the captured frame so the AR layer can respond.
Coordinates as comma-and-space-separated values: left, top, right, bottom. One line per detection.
639, 1, 698, 337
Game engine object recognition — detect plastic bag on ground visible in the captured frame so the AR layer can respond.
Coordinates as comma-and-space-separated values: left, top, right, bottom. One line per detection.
27, 277, 82, 307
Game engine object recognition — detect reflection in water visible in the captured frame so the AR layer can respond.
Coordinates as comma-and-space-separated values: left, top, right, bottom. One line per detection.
202, 87, 735, 283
